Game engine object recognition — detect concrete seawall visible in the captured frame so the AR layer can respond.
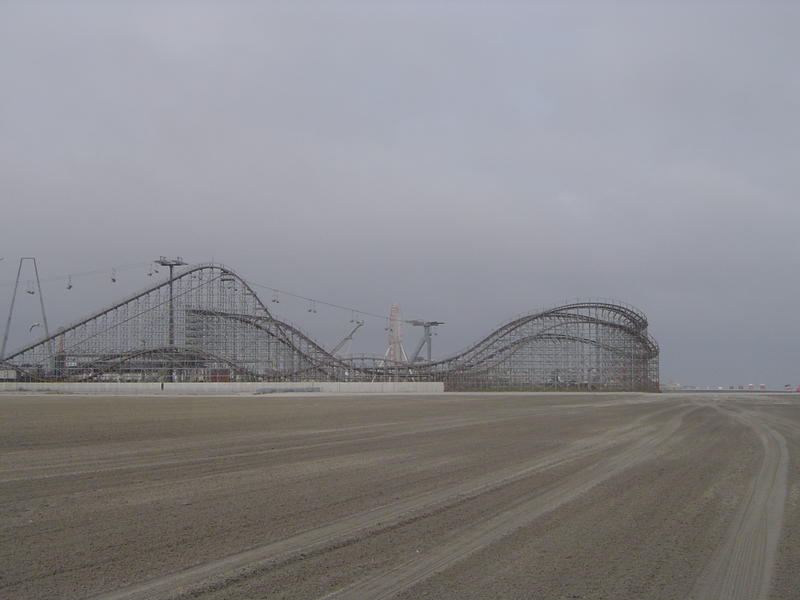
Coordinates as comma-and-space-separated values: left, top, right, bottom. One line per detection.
0, 381, 444, 395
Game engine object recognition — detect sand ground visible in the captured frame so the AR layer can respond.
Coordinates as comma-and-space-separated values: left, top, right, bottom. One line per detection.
1, 392, 798, 599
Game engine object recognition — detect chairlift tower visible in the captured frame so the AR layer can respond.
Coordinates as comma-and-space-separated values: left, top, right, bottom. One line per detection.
408, 320, 444, 362
1, 257, 50, 360
330, 320, 364, 357
155, 257, 186, 382
155, 256, 187, 348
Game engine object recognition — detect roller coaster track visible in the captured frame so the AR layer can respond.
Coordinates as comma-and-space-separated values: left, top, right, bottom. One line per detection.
1, 264, 659, 391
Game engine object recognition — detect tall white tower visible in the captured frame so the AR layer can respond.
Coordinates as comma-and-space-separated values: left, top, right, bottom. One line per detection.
386, 304, 408, 364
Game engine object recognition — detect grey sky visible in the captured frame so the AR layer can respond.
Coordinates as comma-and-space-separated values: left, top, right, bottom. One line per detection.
1, 2, 798, 387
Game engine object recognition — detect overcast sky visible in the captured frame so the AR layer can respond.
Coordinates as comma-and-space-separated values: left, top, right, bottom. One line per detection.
1, 1, 798, 387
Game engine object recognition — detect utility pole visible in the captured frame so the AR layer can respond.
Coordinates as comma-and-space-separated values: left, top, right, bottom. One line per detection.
155, 257, 186, 382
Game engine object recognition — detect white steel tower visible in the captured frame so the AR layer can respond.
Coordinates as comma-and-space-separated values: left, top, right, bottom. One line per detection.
386, 304, 408, 364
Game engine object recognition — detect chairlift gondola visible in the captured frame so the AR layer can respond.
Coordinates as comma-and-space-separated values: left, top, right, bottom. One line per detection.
66, 275, 73, 290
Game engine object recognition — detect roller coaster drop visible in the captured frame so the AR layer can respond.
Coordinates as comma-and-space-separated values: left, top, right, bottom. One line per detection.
1, 264, 659, 391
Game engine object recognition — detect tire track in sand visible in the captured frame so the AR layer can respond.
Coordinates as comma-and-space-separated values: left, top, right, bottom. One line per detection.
321, 406, 695, 600
689, 405, 788, 600
90, 405, 689, 600
0, 408, 608, 483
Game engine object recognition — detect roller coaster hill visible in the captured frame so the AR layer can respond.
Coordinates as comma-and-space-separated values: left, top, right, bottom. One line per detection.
0, 263, 659, 391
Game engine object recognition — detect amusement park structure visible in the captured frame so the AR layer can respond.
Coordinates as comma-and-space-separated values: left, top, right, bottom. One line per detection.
0, 262, 659, 391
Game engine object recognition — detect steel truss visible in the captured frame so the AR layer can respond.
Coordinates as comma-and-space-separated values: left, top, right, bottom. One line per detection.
1, 264, 659, 391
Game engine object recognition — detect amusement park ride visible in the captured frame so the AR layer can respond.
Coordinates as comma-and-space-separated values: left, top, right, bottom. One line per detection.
0, 258, 659, 391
